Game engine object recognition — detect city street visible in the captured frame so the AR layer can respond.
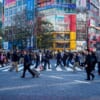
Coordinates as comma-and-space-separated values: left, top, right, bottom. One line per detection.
0, 0, 100, 100
0, 70, 100, 100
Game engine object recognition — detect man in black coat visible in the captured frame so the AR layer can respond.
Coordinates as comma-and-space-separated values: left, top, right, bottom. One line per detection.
21, 51, 35, 78
56, 50, 62, 68
62, 51, 68, 67
43, 50, 51, 70
85, 51, 95, 80
9, 50, 19, 72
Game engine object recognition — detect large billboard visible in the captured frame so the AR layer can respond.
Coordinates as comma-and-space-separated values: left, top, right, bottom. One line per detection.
55, 15, 70, 32
5, 0, 16, 8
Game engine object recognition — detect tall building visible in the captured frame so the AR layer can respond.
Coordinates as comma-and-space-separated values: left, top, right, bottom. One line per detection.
3, 0, 35, 49
36, 0, 76, 51
87, 0, 99, 51
76, 0, 99, 51
76, 0, 87, 50
3, 0, 35, 26
3, 0, 100, 51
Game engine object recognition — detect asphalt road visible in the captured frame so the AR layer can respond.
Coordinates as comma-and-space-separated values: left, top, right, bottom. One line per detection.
0, 70, 100, 100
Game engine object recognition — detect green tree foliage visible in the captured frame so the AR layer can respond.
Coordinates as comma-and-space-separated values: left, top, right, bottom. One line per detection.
4, 10, 34, 49
36, 17, 54, 49
13, 10, 32, 40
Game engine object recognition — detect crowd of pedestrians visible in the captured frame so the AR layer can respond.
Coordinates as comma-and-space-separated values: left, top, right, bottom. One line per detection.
0, 49, 100, 81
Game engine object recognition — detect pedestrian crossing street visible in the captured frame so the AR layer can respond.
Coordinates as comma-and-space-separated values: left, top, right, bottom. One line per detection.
0, 64, 84, 72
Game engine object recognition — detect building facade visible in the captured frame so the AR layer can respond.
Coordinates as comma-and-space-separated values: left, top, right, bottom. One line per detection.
76, 0, 87, 50
3, 0, 100, 51
36, 0, 76, 51
87, 0, 99, 51
3, 0, 35, 49
76, 0, 99, 51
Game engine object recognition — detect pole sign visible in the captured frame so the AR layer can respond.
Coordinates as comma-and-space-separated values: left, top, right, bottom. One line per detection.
3, 42, 11, 50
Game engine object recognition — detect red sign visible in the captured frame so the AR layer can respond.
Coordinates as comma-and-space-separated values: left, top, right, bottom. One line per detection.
5, 0, 16, 8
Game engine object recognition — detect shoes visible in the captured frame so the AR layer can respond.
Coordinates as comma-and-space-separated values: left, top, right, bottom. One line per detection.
21, 76, 25, 78
85, 79, 90, 81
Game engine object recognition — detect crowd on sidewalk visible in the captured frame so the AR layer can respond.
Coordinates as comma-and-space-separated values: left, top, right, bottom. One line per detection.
0, 49, 100, 81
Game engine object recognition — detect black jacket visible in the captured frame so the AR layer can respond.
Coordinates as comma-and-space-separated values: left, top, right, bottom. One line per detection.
24, 54, 31, 66
12, 52, 19, 62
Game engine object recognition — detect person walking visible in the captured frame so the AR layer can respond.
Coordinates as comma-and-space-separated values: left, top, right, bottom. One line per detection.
84, 50, 95, 80
21, 50, 36, 78
34, 50, 43, 69
0, 52, 4, 67
55, 50, 62, 68
91, 52, 97, 71
9, 50, 19, 72
62, 51, 68, 67
43, 50, 51, 70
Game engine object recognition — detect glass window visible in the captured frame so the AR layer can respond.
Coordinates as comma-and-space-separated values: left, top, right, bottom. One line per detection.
23, 0, 26, 5
56, 43, 70, 48
17, 6, 22, 12
17, 0, 22, 6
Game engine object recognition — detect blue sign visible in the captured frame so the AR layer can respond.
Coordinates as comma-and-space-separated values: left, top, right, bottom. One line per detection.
26, 0, 35, 20
37, 4, 76, 11
26, 0, 34, 11
3, 42, 12, 50
87, 2, 90, 10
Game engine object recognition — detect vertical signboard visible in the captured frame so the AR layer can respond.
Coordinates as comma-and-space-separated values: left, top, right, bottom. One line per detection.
26, 0, 34, 21
70, 15, 76, 32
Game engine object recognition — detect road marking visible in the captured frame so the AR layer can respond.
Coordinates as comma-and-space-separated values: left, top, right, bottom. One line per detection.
74, 80, 90, 84
56, 66, 63, 71
49, 75, 64, 79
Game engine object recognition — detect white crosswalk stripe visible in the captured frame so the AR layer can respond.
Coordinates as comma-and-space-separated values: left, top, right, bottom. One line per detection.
0, 64, 84, 72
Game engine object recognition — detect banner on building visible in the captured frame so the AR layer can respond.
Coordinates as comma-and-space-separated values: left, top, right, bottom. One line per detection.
55, 15, 70, 31
5, 0, 16, 8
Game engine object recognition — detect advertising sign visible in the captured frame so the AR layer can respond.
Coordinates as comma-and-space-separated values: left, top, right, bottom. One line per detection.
3, 42, 11, 50
55, 15, 70, 31
26, 0, 34, 21
26, 0, 34, 11
42, 15, 55, 28
5, 0, 16, 8
37, 4, 76, 11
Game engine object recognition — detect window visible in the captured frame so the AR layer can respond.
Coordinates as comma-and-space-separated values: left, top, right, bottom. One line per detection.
17, 0, 22, 6
56, 43, 70, 48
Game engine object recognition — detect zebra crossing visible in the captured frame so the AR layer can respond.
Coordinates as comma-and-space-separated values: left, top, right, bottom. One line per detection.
0, 63, 83, 72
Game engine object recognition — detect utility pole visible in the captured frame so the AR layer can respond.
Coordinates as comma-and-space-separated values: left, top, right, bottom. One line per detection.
86, 10, 89, 50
